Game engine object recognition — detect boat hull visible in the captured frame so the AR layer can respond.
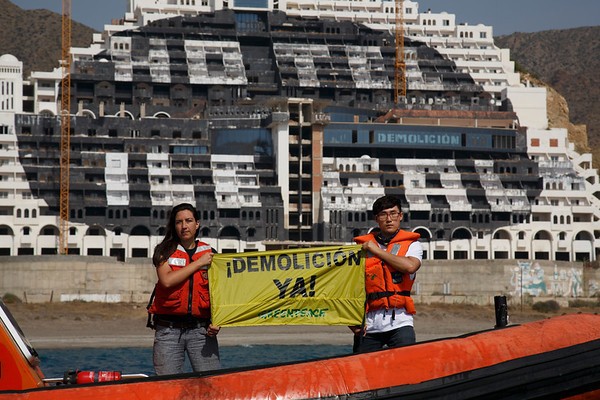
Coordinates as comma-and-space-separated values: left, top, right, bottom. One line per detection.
1, 313, 599, 399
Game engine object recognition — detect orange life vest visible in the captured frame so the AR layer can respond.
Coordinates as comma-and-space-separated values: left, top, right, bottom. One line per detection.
354, 230, 421, 314
148, 241, 213, 319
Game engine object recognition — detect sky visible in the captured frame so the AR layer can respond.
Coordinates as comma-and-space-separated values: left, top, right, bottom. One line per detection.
10, 0, 600, 36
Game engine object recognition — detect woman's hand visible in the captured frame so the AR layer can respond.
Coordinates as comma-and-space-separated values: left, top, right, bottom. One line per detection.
190, 252, 213, 271
156, 251, 213, 288
206, 324, 220, 337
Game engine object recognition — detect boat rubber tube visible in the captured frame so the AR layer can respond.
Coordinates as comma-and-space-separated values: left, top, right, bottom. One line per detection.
1, 313, 599, 399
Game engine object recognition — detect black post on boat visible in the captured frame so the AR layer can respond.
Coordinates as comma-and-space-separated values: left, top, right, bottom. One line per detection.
494, 295, 508, 328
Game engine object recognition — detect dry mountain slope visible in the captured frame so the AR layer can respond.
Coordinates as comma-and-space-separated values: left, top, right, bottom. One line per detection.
496, 26, 600, 169
0, 0, 95, 77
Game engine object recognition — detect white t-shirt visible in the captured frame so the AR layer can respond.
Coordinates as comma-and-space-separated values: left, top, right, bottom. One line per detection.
365, 240, 423, 333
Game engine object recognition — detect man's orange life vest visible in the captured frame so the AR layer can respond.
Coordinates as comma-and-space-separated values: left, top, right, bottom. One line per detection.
354, 230, 421, 314
148, 241, 213, 319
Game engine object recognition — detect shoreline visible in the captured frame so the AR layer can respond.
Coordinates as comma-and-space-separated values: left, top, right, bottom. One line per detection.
7, 301, 586, 350
21, 327, 466, 350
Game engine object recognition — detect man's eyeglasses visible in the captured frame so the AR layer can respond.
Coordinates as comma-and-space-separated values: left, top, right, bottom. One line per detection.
376, 211, 401, 221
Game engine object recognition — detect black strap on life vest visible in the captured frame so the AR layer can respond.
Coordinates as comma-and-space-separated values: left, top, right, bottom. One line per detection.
146, 287, 156, 329
367, 290, 411, 301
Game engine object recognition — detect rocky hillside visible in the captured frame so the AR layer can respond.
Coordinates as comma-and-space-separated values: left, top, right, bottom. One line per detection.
0, 0, 598, 168
496, 27, 600, 169
0, 0, 95, 77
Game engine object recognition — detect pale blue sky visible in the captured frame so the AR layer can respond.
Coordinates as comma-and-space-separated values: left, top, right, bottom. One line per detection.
10, 0, 600, 35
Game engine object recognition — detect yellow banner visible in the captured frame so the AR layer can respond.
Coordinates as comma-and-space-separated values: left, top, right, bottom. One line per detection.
209, 245, 365, 327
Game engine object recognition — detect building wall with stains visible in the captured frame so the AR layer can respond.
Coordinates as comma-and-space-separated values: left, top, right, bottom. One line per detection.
0, 256, 598, 306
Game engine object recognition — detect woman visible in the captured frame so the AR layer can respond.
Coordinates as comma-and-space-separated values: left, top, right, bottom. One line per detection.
147, 203, 221, 375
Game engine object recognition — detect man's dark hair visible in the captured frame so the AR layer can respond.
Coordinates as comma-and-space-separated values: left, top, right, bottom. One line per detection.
372, 195, 403, 216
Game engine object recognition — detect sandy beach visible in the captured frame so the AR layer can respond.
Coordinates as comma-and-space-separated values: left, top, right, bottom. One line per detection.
5, 301, 583, 349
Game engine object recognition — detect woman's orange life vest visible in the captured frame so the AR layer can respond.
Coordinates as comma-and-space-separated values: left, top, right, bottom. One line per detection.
354, 230, 421, 314
148, 241, 213, 319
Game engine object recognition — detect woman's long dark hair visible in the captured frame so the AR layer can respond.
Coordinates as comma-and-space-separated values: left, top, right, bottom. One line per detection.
152, 203, 199, 267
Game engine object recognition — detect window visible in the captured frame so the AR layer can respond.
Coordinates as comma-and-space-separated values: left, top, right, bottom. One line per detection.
559, 232, 566, 240
88, 248, 103, 256
171, 145, 208, 155
549, 138, 559, 147
132, 248, 148, 258
41, 227, 56, 235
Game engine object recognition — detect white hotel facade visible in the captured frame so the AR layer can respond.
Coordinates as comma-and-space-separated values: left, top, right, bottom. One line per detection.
0, 1, 597, 261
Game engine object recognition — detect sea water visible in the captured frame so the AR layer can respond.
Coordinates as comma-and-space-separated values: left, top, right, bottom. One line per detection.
38, 345, 352, 379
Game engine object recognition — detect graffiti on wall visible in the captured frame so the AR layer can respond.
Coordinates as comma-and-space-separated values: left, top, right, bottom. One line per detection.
510, 261, 591, 298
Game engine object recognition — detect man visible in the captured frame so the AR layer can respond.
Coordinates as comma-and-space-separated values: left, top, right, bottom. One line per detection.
351, 195, 422, 353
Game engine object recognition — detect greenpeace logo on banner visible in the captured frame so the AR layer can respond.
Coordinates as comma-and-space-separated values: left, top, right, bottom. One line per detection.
258, 307, 329, 319
210, 245, 365, 327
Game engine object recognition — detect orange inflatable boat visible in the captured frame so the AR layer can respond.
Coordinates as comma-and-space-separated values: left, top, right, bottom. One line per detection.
1, 299, 599, 399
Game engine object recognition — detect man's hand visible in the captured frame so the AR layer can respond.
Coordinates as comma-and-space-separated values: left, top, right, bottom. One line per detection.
348, 325, 363, 335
